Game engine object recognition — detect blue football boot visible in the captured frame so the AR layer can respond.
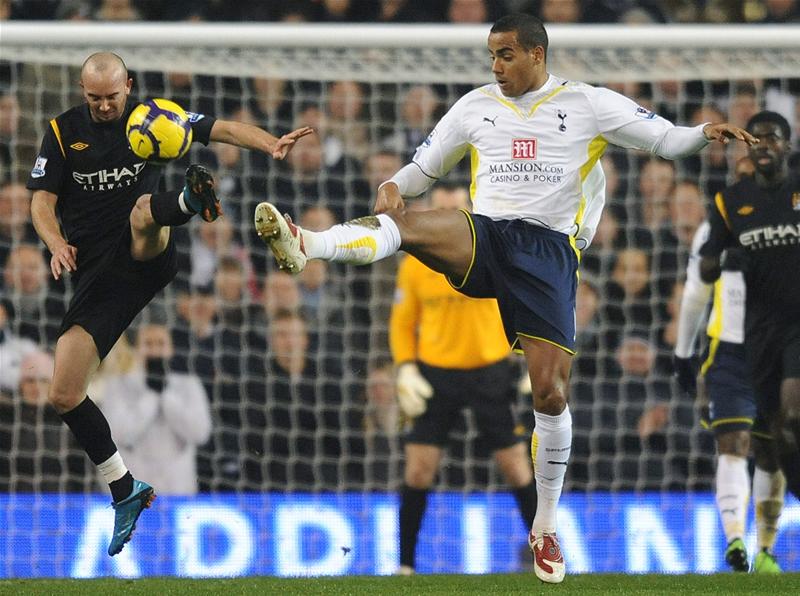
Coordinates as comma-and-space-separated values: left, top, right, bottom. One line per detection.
107, 479, 156, 556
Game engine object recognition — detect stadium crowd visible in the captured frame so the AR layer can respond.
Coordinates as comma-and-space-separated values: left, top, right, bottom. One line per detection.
1, 3, 799, 498
2, 0, 800, 25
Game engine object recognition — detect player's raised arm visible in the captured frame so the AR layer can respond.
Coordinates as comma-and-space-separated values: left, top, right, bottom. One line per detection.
209, 119, 314, 160
30, 190, 77, 280
591, 86, 757, 160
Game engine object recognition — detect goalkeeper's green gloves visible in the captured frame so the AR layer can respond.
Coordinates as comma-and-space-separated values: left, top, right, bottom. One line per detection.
396, 362, 434, 418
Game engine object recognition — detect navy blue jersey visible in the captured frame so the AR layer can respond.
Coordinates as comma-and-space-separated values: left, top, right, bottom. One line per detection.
700, 172, 800, 322
26, 102, 215, 271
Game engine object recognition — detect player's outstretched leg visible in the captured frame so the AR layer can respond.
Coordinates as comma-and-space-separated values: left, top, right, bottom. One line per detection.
254, 202, 402, 273
107, 479, 156, 556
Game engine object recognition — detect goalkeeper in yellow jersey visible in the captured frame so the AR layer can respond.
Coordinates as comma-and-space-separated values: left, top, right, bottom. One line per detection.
389, 182, 536, 576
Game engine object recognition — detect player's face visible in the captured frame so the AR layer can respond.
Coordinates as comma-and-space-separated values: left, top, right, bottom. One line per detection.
487, 31, 543, 97
748, 121, 789, 177
81, 70, 132, 123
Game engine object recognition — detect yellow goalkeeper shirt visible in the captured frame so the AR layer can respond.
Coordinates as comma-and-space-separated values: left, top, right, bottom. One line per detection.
389, 254, 510, 370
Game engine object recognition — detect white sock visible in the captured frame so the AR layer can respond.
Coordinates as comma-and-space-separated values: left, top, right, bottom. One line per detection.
97, 451, 129, 484
303, 214, 401, 264
177, 191, 192, 214
715, 454, 749, 543
531, 406, 572, 535
753, 466, 785, 551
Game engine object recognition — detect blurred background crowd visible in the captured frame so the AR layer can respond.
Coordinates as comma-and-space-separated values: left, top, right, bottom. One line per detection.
2, 0, 800, 24
1, 0, 799, 499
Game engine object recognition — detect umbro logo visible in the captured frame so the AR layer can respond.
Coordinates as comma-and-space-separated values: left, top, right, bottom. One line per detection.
483, 115, 498, 127
737, 205, 754, 215
70, 141, 89, 151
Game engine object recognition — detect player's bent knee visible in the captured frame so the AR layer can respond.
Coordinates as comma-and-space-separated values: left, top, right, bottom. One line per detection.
130, 194, 155, 229
47, 386, 83, 413
716, 430, 750, 457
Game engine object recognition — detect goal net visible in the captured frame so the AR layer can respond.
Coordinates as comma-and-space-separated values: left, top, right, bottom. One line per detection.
1, 22, 799, 578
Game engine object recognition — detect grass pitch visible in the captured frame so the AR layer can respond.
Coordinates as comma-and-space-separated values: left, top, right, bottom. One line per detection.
2, 573, 800, 595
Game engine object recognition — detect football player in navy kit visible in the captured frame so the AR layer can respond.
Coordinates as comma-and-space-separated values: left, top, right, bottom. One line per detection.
700, 110, 800, 504
26, 52, 312, 556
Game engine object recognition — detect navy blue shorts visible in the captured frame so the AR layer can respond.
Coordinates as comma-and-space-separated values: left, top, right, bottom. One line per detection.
448, 212, 579, 353
60, 225, 178, 359
701, 340, 769, 437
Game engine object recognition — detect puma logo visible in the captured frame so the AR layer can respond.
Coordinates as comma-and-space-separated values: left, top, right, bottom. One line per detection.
483, 116, 498, 126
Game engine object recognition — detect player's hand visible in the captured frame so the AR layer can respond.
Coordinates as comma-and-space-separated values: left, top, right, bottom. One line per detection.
374, 182, 405, 214
703, 123, 758, 146
396, 362, 434, 418
637, 403, 669, 439
271, 126, 315, 160
672, 355, 699, 395
49, 242, 77, 280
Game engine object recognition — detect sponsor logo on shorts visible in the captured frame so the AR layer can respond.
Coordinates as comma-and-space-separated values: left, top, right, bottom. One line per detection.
512, 138, 537, 159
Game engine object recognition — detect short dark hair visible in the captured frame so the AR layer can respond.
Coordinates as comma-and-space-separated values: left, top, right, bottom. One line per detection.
746, 110, 791, 142
490, 13, 549, 57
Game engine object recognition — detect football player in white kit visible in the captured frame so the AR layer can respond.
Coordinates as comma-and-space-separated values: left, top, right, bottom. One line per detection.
254, 13, 756, 583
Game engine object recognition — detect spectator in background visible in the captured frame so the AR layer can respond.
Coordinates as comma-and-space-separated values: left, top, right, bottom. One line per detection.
689, 103, 730, 198
362, 357, 402, 488
215, 254, 259, 328
275, 105, 360, 222
243, 309, 357, 490
250, 77, 292, 133
728, 84, 761, 130
447, 0, 492, 22
188, 216, 258, 299
94, 0, 140, 21
0, 299, 38, 394
0, 182, 38, 268
0, 90, 22, 178
381, 85, 440, 160
603, 247, 660, 347
325, 80, 371, 163
99, 322, 211, 495
2, 243, 65, 346
0, 350, 90, 493
669, 180, 706, 251
538, 0, 582, 22
758, 0, 800, 22
638, 158, 677, 232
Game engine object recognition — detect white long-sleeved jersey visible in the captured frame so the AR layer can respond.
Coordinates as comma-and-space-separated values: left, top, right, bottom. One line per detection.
390, 74, 709, 247
674, 221, 746, 359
